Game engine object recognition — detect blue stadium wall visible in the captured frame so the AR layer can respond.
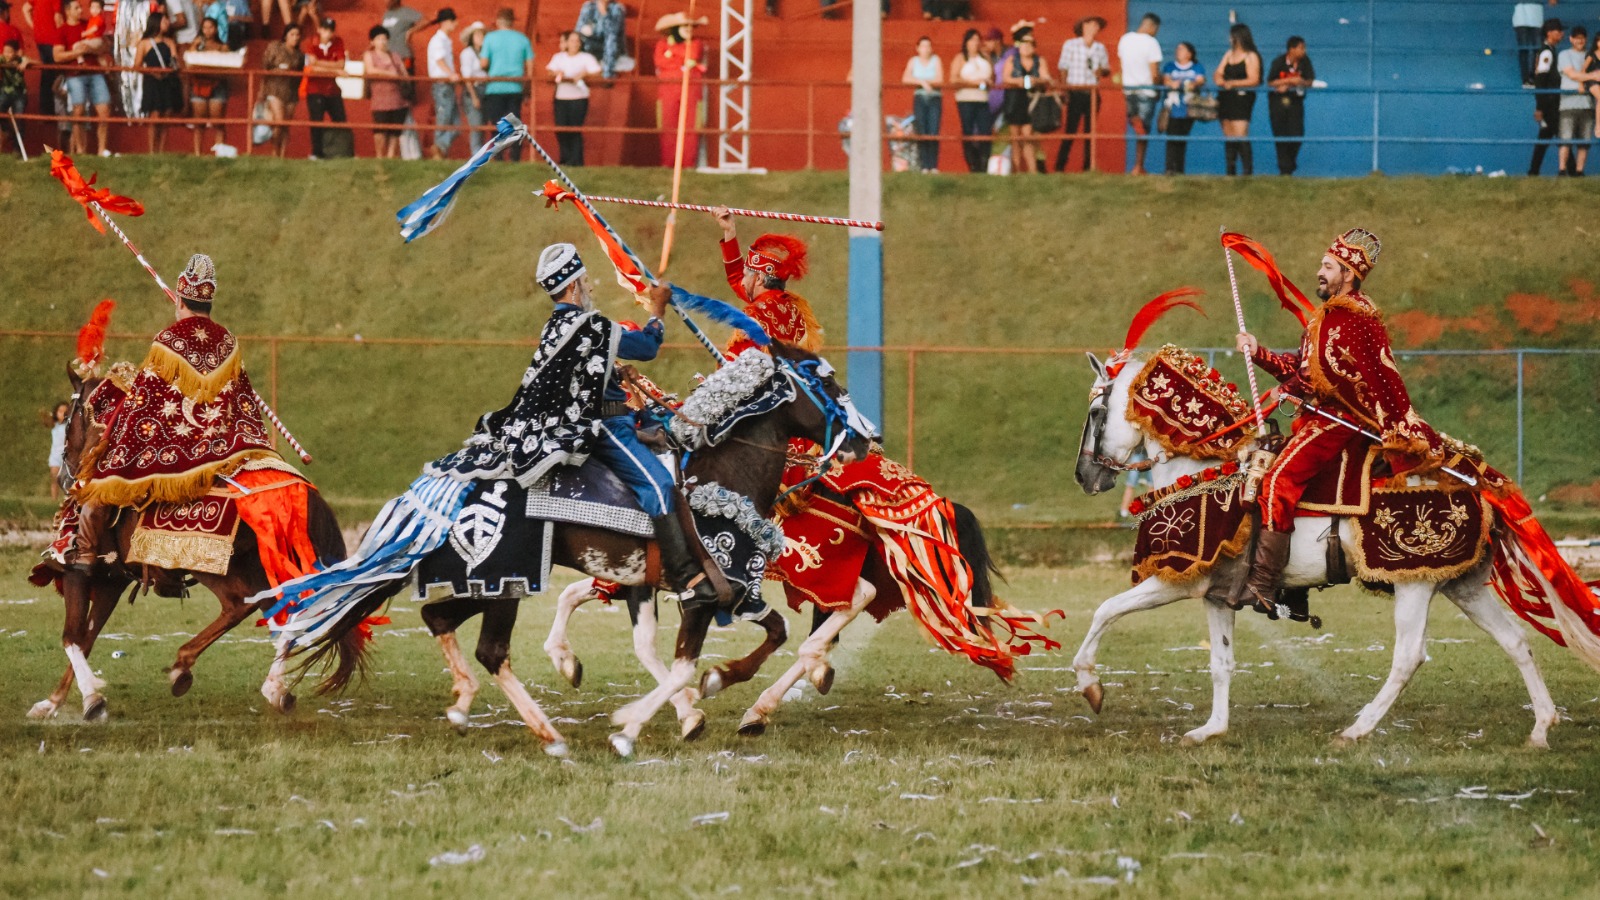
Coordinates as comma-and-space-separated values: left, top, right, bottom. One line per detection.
1127, 0, 1600, 175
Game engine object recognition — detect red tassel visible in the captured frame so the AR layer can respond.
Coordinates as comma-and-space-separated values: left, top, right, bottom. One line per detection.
1123, 287, 1205, 352
1221, 232, 1315, 326
75, 299, 115, 369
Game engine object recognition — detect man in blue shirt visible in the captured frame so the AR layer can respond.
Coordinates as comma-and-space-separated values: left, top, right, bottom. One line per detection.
480, 5, 534, 159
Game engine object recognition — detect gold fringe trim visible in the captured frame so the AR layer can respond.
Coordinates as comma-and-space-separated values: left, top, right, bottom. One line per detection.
141, 340, 242, 404
788, 292, 826, 354
128, 527, 235, 575
1135, 514, 1253, 586
74, 449, 274, 509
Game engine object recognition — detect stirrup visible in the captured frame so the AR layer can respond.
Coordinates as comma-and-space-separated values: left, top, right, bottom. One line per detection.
672, 573, 721, 608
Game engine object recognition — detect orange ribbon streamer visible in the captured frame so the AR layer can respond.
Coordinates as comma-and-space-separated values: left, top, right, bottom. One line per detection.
541, 180, 650, 295
49, 149, 145, 234
1221, 232, 1314, 326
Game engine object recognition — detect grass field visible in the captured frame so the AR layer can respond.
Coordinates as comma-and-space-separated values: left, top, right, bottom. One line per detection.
3, 545, 1599, 897
3, 159, 1599, 529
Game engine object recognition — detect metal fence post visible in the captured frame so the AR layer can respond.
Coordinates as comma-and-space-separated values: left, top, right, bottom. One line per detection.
1516, 349, 1524, 485
905, 349, 916, 470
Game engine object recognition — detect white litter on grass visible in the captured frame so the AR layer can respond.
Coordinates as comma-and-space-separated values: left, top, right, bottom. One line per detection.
214, 828, 256, 836
953, 856, 985, 869
318, 820, 337, 831
1229, 812, 1245, 825
980, 797, 1044, 805
0, 598, 36, 604
429, 844, 485, 867
482, 750, 502, 764
900, 793, 941, 801
557, 817, 604, 834
92, 868, 109, 879
690, 812, 730, 827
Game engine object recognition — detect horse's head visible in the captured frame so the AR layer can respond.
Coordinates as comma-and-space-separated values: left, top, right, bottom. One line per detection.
1075, 351, 1146, 496
59, 363, 105, 497
769, 343, 876, 466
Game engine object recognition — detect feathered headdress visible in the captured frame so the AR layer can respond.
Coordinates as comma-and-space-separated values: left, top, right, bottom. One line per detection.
670, 286, 773, 348
1105, 288, 1204, 377
1221, 232, 1315, 326
746, 234, 808, 283
73, 299, 116, 378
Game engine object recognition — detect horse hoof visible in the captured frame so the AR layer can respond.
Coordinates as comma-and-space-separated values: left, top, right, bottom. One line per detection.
681, 711, 707, 742
809, 664, 835, 696
27, 699, 59, 720
446, 709, 470, 734
544, 740, 570, 759
1527, 735, 1551, 750
700, 668, 725, 700
609, 732, 635, 759
1331, 733, 1359, 750
737, 712, 768, 737
1180, 729, 1216, 747
169, 668, 193, 698
1082, 682, 1104, 715
559, 657, 583, 689
277, 692, 297, 715
83, 694, 108, 723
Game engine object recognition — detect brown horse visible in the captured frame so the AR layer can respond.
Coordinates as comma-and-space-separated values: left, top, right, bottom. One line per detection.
294, 343, 872, 758
26, 366, 350, 722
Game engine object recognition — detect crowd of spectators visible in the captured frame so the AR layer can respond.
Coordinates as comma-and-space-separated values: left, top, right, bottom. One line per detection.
1528, 16, 1600, 177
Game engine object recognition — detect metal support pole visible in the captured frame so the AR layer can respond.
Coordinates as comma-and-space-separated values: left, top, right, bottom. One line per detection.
905, 349, 916, 469
847, 0, 883, 427
1516, 350, 1525, 484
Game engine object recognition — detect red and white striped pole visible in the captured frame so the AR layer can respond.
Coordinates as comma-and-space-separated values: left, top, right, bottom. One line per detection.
567, 193, 885, 231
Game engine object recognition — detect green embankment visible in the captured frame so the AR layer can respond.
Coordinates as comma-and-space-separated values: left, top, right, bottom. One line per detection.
3, 159, 1598, 536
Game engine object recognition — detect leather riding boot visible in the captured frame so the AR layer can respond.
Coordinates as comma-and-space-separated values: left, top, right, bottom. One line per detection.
70, 502, 108, 573
651, 514, 719, 607
1238, 529, 1292, 616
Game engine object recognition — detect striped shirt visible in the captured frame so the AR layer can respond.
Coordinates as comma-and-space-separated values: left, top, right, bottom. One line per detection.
1058, 37, 1108, 87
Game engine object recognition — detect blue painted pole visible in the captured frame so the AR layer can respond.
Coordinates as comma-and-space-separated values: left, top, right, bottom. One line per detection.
847, 0, 884, 428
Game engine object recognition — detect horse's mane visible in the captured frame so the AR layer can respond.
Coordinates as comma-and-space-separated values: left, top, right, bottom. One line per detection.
668, 348, 780, 447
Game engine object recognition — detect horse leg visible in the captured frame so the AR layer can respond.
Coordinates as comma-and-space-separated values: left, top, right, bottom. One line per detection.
623, 592, 706, 740
1336, 583, 1432, 746
73, 575, 121, 721
544, 578, 596, 688
1073, 576, 1194, 713
167, 592, 257, 700
259, 638, 298, 714
700, 607, 788, 700
421, 598, 485, 734
32, 573, 116, 720
474, 600, 567, 757
1444, 575, 1558, 748
610, 602, 715, 758
739, 578, 875, 736
1181, 599, 1237, 746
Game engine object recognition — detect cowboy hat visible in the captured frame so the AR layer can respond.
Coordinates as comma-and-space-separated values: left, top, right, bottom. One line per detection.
654, 11, 708, 32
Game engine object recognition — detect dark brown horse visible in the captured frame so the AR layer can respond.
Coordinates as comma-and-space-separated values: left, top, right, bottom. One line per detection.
26, 366, 350, 722
296, 343, 872, 758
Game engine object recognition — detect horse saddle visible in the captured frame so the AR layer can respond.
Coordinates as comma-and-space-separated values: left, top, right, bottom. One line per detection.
1298, 441, 1389, 516
526, 456, 657, 538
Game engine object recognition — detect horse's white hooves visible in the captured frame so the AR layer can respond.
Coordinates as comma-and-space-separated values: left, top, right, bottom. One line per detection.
1527, 736, 1550, 750
1331, 733, 1359, 749
737, 712, 769, 737
83, 694, 108, 723
276, 693, 297, 715
609, 732, 635, 758
681, 711, 707, 742
559, 657, 583, 689
808, 664, 835, 696
544, 741, 570, 758
1179, 730, 1215, 747
446, 709, 470, 734
27, 700, 59, 720
700, 669, 724, 700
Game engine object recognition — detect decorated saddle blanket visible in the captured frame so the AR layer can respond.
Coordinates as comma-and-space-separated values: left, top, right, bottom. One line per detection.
417, 480, 552, 601
525, 456, 654, 538
125, 461, 317, 578
771, 486, 876, 615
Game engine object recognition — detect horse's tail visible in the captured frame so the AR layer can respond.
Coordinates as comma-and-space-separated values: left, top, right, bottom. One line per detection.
298, 489, 370, 695
952, 501, 1005, 607
1484, 488, 1600, 674
298, 585, 398, 695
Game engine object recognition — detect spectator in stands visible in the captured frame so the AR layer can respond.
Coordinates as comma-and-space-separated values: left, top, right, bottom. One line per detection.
425, 6, 458, 159
984, 25, 1008, 124
1000, 22, 1050, 174
364, 23, 409, 158
1267, 36, 1314, 176
201, 0, 250, 50
949, 27, 993, 174
575, 0, 623, 79
0, 38, 29, 155
56, 0, 110, 156
652, 11, 705, 169
1054, 15, 1108, 173
921, 1, 967, 21
260, 22, 302, 157
47, 401, 68, 501
1160, 40, 1204, 174
902, 35, 943, 172
381, 0, 421, 71
260, 0, 290, 45
136, 11, 183, 153
548, 29, 600, 166
1117, 12, 1162, 175
1558, 25, 1590, 176
168, 0, 197, 44
303, 16, 349, 159
0, 3, 21, 62
1529, 18, 1563, 175
1513, 2, 1552, 87
186, 16, 230, 154
21, 0, 63, 122
459, 19, 486, 152
481, 6, 533, 160
1214, 22, 1260, 175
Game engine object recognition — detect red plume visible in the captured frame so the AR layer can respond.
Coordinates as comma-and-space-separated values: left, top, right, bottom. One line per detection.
1221, 232, 1314, 326
1123, 287, 1205, 352
75, 299, 116, 368
749, 234, 809, 282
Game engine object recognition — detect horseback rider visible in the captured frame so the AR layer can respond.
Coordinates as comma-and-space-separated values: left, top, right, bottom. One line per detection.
423, 242, 719, 607
1234, 228, 1446, 614
70, 253, 279, 573
713, 207, 823, 355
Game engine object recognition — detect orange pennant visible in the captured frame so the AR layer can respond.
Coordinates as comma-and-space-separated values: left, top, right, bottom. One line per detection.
49, 149, 145, 234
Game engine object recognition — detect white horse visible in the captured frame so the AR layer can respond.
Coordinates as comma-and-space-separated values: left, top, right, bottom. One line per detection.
1073, 351, 1575, 748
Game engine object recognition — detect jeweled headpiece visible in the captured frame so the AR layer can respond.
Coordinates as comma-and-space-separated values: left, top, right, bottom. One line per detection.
1328, 228, 1380, 280
536, 242, 586, 296
175, 253, 217, 304
745, 234, 808, 283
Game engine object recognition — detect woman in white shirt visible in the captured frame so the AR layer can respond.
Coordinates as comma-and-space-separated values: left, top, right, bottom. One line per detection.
458, 20, 487, 153
47, 402, 68, 501
546, 29, 602, 165
948, 28, 992, 173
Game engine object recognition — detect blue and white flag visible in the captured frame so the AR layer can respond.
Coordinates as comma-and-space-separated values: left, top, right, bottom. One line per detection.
396, 115, 527, 243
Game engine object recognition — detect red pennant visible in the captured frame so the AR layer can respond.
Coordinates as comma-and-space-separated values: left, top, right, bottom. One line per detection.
1221, 232, 1314, 326
542, 180, 650, 295
49, 149, 145, 234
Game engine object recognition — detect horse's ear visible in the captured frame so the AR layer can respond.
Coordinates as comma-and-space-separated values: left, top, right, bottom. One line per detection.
66, 361, 84, 393
1085, 352, 1106, 381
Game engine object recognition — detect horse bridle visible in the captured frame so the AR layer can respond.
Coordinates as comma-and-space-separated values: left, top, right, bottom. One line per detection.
772, 357, 878, 502
1080, 377, 1155, 474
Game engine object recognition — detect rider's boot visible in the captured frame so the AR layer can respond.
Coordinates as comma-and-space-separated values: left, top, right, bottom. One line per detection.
1237, 529, 1292, 618
652, 514, 719, 607
69, 502, 109, 574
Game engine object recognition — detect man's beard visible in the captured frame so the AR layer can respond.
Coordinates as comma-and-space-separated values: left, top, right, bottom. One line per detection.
1316, 280, 1332, 300
572, 281, 596, 311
